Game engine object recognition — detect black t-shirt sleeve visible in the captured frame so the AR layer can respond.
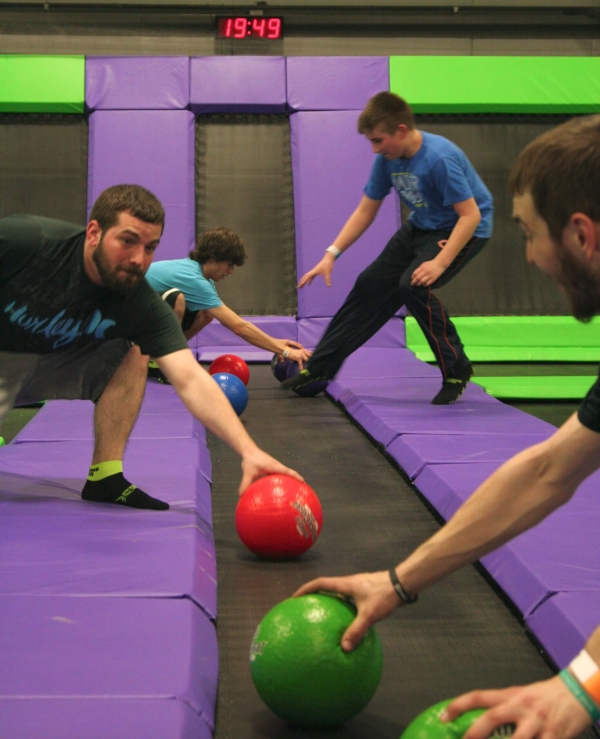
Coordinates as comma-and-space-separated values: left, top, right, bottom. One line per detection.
0, 215, 43, 284
578, 369, 600, 433
123, 283, 190, 358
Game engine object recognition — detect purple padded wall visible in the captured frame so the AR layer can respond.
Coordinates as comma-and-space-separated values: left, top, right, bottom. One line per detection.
190, 56, 286, 113
0, 698, 213, 739
196, 315, 298, 363
526, 592, 600, 669
291, 110, 399, 318
297, 316, 405, 350
0, 596, 218, 729
86, 57, 190, 110
287, 56, 388, 111
87, 110, 195, 261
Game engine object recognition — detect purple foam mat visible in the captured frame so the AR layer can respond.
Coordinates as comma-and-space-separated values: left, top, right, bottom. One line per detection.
291, 110, 399, 318
0, 438, 213, 520
335, 377, 550, 447
87, 110, 195, 261
0, 596, 218, 728
387, 431, 554, 479
336, 348, 439, 380
86, 57, 190, 111
415, 463, 600, 618
297, 316, 405, 350
190, 56, 286, 113
196, 315, 298, 363
526, 591, 600, 669
0, 698, 213, 739
0, 498, 217, 619
286, 56, 389, 111
13, 400, 204, 443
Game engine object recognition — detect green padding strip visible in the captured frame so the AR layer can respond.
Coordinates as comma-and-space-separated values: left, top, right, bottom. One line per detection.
0, 56, 84, 113
472, 376, 594, 400
389, 57, 600, 114
406, 316, 600, 362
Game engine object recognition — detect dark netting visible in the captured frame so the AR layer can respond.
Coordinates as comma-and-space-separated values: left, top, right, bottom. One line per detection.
0, 114, 88, 225
195, 114, 298, 316
411, 115, 574, 316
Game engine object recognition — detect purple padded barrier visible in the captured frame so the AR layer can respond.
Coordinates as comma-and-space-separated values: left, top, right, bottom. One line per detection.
190, 56, 286, 114
336, 348, 438, 380
332, 377, 550, 447
0, 596, 218, 729
297, 316, 405, 351
0, 437, 213, 522
86, 57, 190, 111
287, 57, 389, 111
387, 431, 553, 480
88, 110, 195, 261
415, 463, 600, 618
291, 111, 399, 318
526, 592, 600, 669
0, 496, 217, 620
196, 315, 298, 363
0, 698, 213, 739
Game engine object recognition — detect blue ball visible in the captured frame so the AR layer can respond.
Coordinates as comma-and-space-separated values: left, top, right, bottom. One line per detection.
213, 372, 249, 416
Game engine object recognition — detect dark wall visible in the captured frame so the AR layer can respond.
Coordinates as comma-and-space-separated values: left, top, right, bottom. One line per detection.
0, 114, 88, 225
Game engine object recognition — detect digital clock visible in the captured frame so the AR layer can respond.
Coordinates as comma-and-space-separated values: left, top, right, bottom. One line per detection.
216, 16, 283, 40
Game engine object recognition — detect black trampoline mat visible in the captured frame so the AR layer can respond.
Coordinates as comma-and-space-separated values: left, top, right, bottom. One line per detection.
209, 366, 591, 739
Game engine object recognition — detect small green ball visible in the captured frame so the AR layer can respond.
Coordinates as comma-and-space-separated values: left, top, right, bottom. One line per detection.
401, 699, 514, 739
249, 593, 383, 729
0, 437, 5, 447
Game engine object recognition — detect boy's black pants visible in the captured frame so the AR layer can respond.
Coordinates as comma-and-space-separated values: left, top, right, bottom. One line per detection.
307, 221, 488, 380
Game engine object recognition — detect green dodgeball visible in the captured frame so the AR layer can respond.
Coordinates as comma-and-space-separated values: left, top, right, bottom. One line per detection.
249, 593, 384, 729
401, 699, 514, 739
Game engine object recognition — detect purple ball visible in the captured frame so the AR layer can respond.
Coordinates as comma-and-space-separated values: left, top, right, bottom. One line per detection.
285, 362, 329, 398
271, 353, 293, 382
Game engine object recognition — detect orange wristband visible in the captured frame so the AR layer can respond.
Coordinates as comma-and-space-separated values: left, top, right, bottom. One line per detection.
569, 650, 600, 706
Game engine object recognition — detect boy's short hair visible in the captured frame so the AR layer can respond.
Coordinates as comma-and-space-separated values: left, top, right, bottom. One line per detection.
190, 227, 247, 266
510, 115, 600, 244
90, 184, 165, 233
358, 92, 416, 135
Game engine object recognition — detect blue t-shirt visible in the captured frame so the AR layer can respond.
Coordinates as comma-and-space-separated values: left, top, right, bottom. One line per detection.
146, 258, 222, 312
364, 131, 493, 238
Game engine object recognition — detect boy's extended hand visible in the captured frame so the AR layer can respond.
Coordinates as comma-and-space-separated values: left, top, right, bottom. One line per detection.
411, 259, 446, 287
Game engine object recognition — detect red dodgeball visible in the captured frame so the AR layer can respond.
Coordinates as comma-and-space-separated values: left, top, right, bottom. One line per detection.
235, 474, 323, 559
208, 354, 250, 386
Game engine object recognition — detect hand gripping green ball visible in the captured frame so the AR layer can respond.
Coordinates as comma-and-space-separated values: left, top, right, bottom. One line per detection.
249, 593, 384, 729
400, 699, 515, 739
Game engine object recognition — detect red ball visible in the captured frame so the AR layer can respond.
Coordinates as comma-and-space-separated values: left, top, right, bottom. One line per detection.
235, 474, 323, 559
208, 354, 250, 386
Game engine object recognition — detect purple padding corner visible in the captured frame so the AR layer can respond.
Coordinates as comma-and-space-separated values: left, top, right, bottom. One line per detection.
526, 591, 600, 668
0, 497, 217, 620
190, 56, 286, 113
0, 698, 213, 739
196, 315, 298, 363
287, 57, 389, 111
86, 57, 190, 111
297, 317, 405, 349
387, 431, 553, 480
291, 111, 399, 318
87, 110, 195, 260
0, 597, 218, 728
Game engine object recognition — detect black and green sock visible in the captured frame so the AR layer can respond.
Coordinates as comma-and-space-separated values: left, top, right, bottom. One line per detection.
82, 461, 169, 511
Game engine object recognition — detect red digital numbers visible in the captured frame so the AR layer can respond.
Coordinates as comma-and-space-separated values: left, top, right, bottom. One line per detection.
217, 16, 282, 39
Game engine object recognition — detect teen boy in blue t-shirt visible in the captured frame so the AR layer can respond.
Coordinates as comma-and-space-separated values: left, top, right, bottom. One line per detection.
284, 91, 494, 404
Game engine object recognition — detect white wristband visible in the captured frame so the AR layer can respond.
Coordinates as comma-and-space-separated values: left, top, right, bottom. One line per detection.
326, 245, 341, 260
569, 649, 600, 705
282, 348, 291, 359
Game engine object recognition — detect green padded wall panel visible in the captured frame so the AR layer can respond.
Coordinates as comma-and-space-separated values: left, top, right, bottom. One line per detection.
0, 56, 84, 113
406, 316, 600, 362
389, 57, 600, 114
471, 376, 594, 400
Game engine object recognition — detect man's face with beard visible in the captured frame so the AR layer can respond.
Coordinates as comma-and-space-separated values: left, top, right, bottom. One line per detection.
513, 193, 600, 322
86, 211, 162, 294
